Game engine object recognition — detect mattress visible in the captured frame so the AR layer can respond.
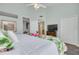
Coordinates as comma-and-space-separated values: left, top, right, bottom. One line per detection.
0, 34, 58, 55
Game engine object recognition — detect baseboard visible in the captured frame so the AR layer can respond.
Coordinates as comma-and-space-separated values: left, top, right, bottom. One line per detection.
73, 44, 79, 47
65, 42, 79, 47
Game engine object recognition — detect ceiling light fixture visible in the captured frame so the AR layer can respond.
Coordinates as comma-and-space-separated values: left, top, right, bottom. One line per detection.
34, 3, 40, 10
27, 3, 47, 10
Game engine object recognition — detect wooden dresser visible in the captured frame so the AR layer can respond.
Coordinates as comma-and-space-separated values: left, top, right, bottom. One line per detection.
47, 31, 56, 37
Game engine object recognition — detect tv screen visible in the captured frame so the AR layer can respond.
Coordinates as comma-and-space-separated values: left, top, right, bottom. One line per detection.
47, 24, 58, 32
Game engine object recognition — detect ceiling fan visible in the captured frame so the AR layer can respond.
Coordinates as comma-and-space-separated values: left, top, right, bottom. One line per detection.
27, 3, 47, 10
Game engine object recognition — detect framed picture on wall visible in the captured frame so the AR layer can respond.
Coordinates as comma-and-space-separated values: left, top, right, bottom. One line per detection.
1, 20, 16, 32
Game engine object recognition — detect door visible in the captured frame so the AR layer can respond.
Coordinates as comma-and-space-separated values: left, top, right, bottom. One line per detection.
60, 16, 78, 45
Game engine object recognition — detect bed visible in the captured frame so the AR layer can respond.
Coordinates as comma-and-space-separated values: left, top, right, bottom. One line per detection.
0, 34, 59, 55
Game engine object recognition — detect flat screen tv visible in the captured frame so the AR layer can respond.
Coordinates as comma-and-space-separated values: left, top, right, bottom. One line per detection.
47, 24, 58, 32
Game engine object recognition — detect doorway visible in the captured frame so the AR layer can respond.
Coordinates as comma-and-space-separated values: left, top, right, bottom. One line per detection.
23, 17, 30, 34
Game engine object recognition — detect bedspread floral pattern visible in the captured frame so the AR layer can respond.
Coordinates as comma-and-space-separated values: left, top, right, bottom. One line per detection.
31, 34, 64, 55
0, 31, 13, 51
47, 36, 64, 55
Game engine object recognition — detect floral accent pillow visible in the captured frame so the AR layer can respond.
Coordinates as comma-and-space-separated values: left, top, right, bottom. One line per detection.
0, 31, 14, 50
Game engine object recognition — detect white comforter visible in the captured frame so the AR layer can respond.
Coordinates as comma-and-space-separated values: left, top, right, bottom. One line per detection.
0, 34, 58, 55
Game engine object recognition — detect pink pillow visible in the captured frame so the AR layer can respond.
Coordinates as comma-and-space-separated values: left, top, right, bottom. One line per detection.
32, 33, 40, 36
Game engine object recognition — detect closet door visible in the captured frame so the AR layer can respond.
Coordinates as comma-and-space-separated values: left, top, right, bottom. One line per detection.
60, 16, 78, 45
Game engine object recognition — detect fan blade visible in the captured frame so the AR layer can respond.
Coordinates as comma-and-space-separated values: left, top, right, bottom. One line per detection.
26, 3, 35, 7
39, 4, 47, 8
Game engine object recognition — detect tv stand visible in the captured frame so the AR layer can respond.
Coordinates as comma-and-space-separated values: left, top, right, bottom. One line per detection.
47, 31, 56, 37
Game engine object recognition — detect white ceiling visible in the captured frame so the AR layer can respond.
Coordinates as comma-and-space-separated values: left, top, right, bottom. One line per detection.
0, 3, 78, 8
24, 3, 79, 8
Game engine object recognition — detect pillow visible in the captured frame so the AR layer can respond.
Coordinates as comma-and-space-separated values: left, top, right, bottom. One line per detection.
0, 31, 13, 49
7, 31, 18, 43
1, 30, 8, 37
0, 31, 3, 36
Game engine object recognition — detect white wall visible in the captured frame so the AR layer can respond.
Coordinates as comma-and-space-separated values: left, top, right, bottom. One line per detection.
30, 20, 38, 33
27, 7, 47, 33
46, 4, 79, 37
0, 3, 30, 33
0, 3, 47, 34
